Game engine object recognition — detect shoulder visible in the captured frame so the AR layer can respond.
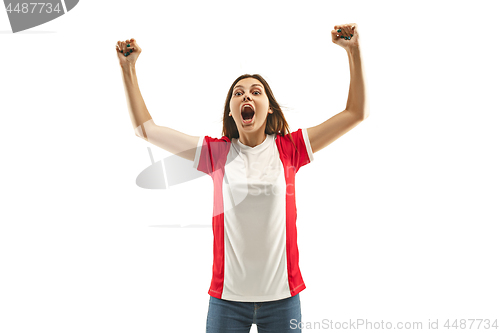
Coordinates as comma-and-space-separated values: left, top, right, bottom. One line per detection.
200, 135, 232, 156
203, 135, 231, 143
275, 129, 303, 148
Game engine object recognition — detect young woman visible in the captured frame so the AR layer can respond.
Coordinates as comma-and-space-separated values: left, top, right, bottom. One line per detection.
116, 22, 368, 333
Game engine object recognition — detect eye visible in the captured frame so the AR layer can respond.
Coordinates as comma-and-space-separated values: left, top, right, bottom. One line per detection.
234, 90, 261, 96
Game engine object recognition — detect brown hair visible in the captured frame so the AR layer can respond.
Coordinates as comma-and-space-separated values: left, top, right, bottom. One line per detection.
221, 74, 297, 151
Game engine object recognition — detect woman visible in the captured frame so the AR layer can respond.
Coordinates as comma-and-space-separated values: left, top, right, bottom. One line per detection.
116, 22, 368, 333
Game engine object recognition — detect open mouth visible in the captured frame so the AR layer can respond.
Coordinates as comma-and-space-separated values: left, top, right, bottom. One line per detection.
241, 106, 255, 124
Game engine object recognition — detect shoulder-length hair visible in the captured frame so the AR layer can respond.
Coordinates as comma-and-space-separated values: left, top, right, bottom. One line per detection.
221, 74, 297, 152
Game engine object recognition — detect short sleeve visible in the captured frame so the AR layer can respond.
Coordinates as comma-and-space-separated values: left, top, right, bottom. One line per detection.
192, 135, 231, 176
294, 128, 314, 171
276, 128, 314, 173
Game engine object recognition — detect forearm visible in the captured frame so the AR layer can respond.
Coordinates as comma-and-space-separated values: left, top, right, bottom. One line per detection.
120, 63, 154, 139
345, 47, 369, 119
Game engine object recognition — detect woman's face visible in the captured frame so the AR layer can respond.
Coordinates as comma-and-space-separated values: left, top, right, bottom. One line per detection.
229, 78, 272, 135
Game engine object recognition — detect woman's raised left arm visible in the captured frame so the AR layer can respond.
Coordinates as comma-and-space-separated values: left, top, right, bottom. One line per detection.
306, 23, 369, 154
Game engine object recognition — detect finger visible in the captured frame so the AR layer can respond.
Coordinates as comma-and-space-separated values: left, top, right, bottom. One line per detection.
338, 26, 347, 40
336, 26, 344, 37
349, 23, 357, 37
331, 29, 342, 43
128, 38, 137, 53
343, 25, 352, 40
117, 41, 124, 54
346, 26, 353, 40
121, 41, 130, 56
342, 24, 353, 40
344, 26, 353, 40
116, 45, 125, 58
125, 39, 136, 55
334, 26, 344, 40
343, 25, 351, 40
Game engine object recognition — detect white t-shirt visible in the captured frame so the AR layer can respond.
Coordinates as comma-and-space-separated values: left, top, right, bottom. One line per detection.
193, 128, 314, 302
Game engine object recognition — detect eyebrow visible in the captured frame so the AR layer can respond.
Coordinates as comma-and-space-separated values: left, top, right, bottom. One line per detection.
233, 84, 264, 91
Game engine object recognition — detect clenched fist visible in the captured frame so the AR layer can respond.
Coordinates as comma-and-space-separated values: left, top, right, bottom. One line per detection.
331, 23, 360, 51
116, 38, 142, 67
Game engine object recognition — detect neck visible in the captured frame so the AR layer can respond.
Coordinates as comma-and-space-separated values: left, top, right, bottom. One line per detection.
238, 130, 267, 148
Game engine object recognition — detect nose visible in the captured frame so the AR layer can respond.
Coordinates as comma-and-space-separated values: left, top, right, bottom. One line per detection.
243, 93, 252, 101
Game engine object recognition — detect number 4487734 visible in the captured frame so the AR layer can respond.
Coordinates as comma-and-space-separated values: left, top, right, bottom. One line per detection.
6, 2, 62, 14
444, 319, 498, 330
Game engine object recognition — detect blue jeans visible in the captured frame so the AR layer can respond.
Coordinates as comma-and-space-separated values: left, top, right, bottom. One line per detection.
206, 293, 302, 333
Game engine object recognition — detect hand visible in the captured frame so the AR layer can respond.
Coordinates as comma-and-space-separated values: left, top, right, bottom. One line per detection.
331, 23, 360, 51
116, 38, 142, 67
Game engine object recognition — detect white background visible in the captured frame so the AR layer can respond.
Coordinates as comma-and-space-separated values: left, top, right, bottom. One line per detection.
1, 0, 499, 332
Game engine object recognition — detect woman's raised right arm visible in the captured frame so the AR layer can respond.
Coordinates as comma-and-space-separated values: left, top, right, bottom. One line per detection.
116, 38, 200, 162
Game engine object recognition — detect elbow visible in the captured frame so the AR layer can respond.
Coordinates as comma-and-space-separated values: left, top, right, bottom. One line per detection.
134, 123, 148, 140
360, 106, 370, 120
135, 133, 149, 142
363, 110, 370, 120
347, 108, 369, 121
